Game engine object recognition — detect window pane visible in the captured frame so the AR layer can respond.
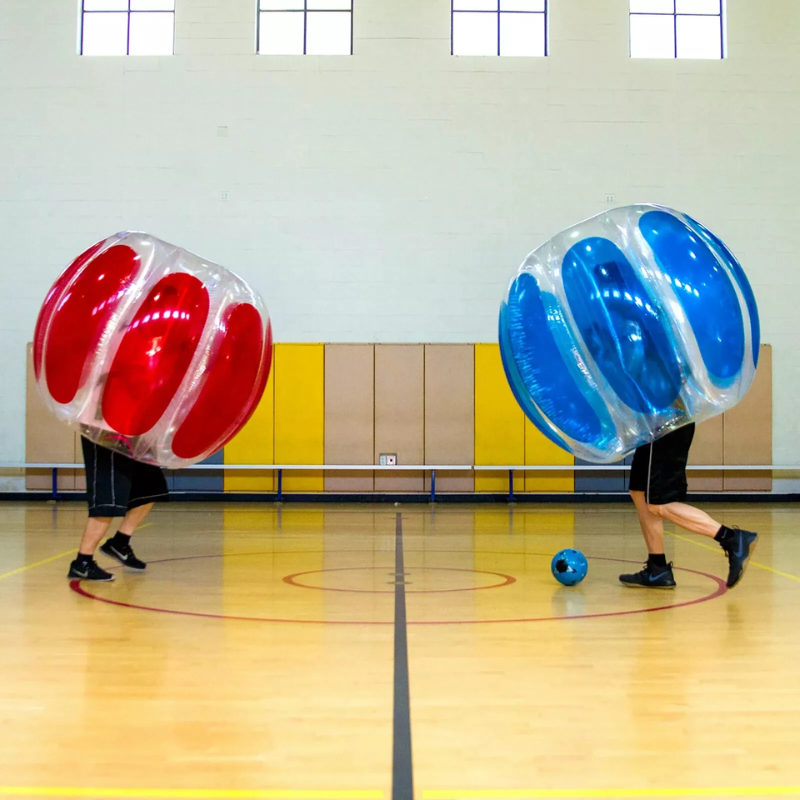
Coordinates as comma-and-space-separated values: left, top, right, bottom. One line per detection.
83, 0, 128, 10
82, 12, 128, 55
306, 11, 351, 55
130, 0, 175, 10
129, 12, 174, 54
630, 0, 674, 12
260, 0, 304, 8
675, 0, 720, 13
676, 14, 722, 57
453, 0, 497, 11
630, 14, 675, 57
259, 11, 304, 54
500, 0, 545, 10
308, 0, 352, 9
500, 12, 545, 56
453, 12, 498, 55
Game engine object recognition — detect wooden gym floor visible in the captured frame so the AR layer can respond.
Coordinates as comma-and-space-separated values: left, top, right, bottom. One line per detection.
0, 501, 799, 799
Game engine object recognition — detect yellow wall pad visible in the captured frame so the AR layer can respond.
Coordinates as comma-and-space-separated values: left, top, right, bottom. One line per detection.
524, 418, 574, 493
224, 364, 275, 492
274, 344, 325, 492
474, 344, 524, 493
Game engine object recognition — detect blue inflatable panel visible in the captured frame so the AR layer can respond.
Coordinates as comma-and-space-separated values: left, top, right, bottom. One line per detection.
563, 236, 681, 413
684, 214, 760, 367
640, 211, 744, 387
501, 273, 605, 447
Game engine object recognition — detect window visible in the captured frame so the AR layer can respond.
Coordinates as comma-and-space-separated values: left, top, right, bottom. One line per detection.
451, 0, 547, 58
630, 0, 724, 59
258, 0, 353, 55
80, 0, 175, 56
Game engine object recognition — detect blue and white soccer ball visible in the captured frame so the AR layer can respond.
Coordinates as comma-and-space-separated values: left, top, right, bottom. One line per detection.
551, 549, 589, 587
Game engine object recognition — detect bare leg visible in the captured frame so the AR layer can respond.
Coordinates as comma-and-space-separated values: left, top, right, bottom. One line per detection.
78, 503, 153, 557
642, 495, 755, 590
78, 517, 113, 556
119, 503, 154, 536
630, 491, 666, 554
623, 491, 677, 587
647, 501, 721, 538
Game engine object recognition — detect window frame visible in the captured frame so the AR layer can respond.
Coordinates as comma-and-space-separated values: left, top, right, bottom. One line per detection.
450, 0, 549, 58
629, 0, 725, 60
256, 0, 355, 56
79, 0, 176, 56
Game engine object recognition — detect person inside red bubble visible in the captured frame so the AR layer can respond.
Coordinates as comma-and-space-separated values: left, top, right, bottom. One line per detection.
67, 435, 169, 582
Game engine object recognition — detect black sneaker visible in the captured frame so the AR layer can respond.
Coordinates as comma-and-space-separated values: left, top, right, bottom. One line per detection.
67, 558, 115, 582
720, 528, 758, 588
619, 562, 676, 589
100, 539, 147, 571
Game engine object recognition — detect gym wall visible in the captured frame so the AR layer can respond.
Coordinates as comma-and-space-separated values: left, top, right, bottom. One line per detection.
2, 0, 795, 488
25, 342, 774, 495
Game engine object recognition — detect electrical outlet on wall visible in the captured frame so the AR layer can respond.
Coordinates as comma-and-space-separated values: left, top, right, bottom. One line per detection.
379, 454, 397, 466
605, 193, 616, 204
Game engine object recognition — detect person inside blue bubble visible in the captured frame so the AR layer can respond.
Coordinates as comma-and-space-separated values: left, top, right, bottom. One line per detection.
620, 425, 758, 590
499, 204, 762, 591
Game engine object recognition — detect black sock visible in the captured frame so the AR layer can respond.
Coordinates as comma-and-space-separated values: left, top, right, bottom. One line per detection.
76, 552, 93, 566
648, 553, 668, 568
111, 531, 132, 548
715, 526, 734, 544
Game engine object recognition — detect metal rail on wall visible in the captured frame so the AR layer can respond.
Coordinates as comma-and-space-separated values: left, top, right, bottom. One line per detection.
0, 462, 794, 504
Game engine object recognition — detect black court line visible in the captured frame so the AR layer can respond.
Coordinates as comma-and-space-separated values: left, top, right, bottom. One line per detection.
392, 511, 414, 799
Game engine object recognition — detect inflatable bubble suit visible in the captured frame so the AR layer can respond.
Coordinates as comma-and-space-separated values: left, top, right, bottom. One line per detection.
33, 232, 272, 469
499, 205, 760, 464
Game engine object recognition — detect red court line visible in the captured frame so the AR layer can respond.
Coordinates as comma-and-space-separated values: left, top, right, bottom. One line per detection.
70, 554, 727, 625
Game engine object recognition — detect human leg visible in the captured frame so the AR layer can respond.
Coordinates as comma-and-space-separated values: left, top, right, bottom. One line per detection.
100, 460, 168, 571
624, 424, 757, 588
619, 490, 676, 589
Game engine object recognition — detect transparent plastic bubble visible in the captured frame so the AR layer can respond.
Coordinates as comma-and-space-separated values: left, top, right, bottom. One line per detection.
499, 205, 760, 464
33, 232, 273, 469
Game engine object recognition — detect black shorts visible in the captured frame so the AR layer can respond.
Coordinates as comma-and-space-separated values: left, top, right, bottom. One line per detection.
81, 437, 169, 518
629, 423, 695, 505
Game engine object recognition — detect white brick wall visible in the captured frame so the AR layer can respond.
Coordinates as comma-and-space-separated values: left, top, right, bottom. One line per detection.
1, 0, 798, 471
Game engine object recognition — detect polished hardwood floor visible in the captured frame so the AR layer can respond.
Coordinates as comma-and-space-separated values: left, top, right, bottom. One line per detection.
0, 501, 798, 799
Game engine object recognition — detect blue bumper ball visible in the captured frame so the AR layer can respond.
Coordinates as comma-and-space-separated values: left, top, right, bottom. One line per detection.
499, 205, 760, 463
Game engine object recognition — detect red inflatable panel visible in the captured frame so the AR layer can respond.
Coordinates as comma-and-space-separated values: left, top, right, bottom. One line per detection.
33, 240, 107, 381
44, 245, 141, 404
103, 274, 210, 436
172, 303, 264, 459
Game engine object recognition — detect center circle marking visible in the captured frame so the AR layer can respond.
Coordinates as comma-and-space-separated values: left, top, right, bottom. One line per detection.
283, 566, 516, 594
69, 553, 728, 625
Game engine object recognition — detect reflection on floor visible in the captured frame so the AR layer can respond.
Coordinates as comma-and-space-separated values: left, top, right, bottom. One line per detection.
0, 501, 797, 797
